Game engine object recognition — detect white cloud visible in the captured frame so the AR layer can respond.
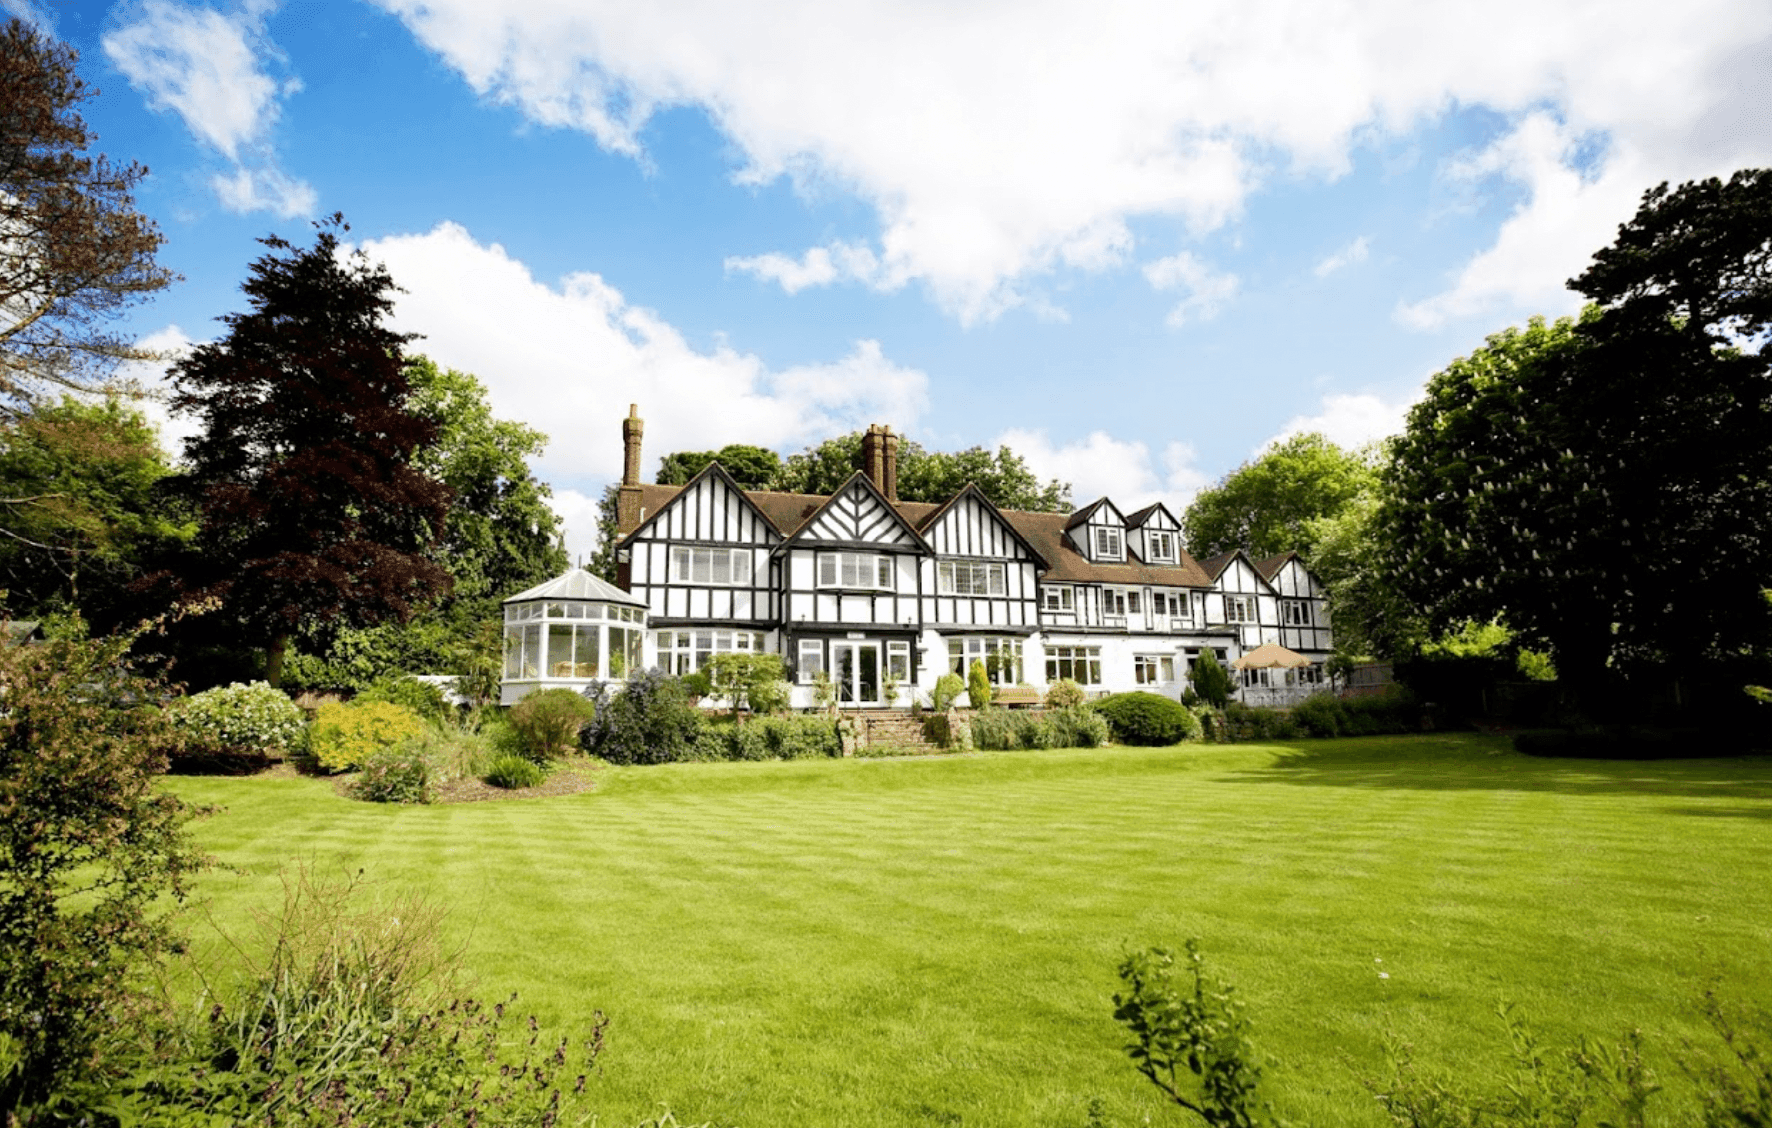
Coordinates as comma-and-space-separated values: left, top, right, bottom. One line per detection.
1257, 391, 1417, 454
109, 324, 202, 458
724, 241, 885, 294
994, 427, 1210, 516
1314, 236, 1370, 278
1143, 252, 1239, 326
356, 222, 931, 554
373, 0, 1772, 323
104, 0, 315, 216
546, 488, 607, 571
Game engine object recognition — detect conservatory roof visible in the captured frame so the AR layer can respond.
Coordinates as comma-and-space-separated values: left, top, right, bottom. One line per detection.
502, 567, 647, 607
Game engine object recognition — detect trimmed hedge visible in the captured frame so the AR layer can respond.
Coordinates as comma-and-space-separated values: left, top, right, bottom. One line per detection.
308, 701, 425, 773
694, 715, 842, 761
1286, 688, 1420, 738
1092, 693, 1201, 746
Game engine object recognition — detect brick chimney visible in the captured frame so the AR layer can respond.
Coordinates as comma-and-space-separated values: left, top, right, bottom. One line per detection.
859, 424, 899, 501
617, 404, 644, 535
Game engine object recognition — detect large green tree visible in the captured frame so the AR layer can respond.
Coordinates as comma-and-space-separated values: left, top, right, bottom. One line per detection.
1182, 432, 1376, 562
1380, 170, 1772, 708
164, 216, 451, 685
771, 430, 1071, 511
657, 443, 782, 489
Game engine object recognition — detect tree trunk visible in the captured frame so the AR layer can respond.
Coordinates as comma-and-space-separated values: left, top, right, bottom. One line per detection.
265, 632, 290, 687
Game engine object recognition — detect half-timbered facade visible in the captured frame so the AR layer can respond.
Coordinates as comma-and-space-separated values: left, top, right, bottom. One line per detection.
505, 410, 1336, 708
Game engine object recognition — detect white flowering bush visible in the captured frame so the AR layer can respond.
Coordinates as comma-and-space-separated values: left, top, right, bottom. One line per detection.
171, 682, 306, 759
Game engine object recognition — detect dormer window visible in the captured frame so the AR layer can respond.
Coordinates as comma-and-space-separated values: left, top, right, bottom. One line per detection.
1148, 531, 1175, 562
1095, 526, 1123, 559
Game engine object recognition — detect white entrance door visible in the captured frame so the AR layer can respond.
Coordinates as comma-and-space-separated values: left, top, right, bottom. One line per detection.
830, 641, 882, 706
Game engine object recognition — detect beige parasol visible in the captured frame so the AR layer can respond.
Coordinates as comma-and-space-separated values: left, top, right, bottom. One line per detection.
1230, 643, 1313, 670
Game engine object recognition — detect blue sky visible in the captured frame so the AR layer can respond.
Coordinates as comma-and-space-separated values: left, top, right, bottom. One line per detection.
15, 0, 1772, 562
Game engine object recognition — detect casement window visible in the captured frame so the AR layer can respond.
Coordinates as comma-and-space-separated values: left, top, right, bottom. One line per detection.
1154, 592, 1186, 619
797, 638, 826, 684
938, 560, 1006, 596
1041, 585, 1075, 612
1094, 526, 1123, 559
656, 629, 765, 675
817, 551, 895, 590
1127, 592, 1141, 614
886, 640, 911, 682
1224, 596, 1256, 623
1134, 654, 1176, 685
1045, 646, 1103, 686
1282, 599, 1310, 626
1147, 531, 1175, 562
671, 547, 754, 586
1104, 589, 1128, 616
948, 637, 1024, 685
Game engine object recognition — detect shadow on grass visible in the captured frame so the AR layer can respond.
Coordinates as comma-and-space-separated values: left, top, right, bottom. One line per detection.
1218, 736, 1772, 802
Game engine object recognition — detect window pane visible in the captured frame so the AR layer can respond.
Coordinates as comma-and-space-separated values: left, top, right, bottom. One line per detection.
799, 639, 824, 683
819, 555, 836, 585
939, 561, 954, 593
577, 625, 601, 678
548, 624, 575, 677
877, 556, 893, 589
734, 553, 752, 584
711, 552, 731, 584
503, 626, 524, 678
842, 555, 860, 586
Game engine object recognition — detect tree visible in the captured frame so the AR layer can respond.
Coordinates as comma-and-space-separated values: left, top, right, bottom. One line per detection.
164, 216, 451, 685
0, 19, 175, 412
1183, 432, 1376, 561
775, 430, 1071, 512
0, 395, 190, 622
1381, 172, 1772, 710
1188, 650, 1231, 709
588, 481, 620, 583
657, 443, 780, 489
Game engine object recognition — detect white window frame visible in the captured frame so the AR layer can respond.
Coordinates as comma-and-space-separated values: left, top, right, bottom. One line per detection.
947, 636, 1025, 685
938, 559, 1007, 596
816, 551, 896, 591
656, 629, 765, 675
671, 546, 754, 586
1134, 654, 1176, 685
1045, 645, 1103, 686
1094, 526, 1123, 559
1041, 585, 1074, 612
1147, 531, 1175, 562
1282, 599, 1309, 626
1225, 596, 1256, 623
1104, 589, 1128, 616
797, 638, 825, 684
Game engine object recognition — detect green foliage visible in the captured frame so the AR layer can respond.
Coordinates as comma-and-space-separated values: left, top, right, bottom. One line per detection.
356, 673, 451, 723
0, 628, 205, 1112
1048, 705, 1111, 748
776, 431, 1071, 512
307, 700, 425, 773
932, 672, 965, 712
967, 659, 993, 709
1184, 432, 1377, 561
346, 743, 433, 803
1223, 702, 1304, 741
583, 671, 702, 765
483, 752, 546, 789
507, 687, 595, 762
1094, 692, 1202, 745
170, 680, 306, 760
1190, 652, 1233, 710
968, 708, 1025, 750
706, 652, 790, 717
588, 482, 621, 584
966, 707, 1108, 751
657, 444, 782, 488
1113, 943, 1270, 1128
691, 715, 842, 762
1045, 678, 1086, 709
75, 869, 602, 1126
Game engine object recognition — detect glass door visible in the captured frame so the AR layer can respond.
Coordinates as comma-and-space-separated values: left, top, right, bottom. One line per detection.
831, 642, 882, 706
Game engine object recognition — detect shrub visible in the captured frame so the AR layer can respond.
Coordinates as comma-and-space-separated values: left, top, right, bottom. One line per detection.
356, 674, 450, 723
690, 715, 841, 762
968, 660, 993, 709
1094, 693, 1202, 746
1290, 693, 1344, 737
932, 672, 965, 712
346, 744, 433, 803
1189, 651, 1233, 709
1048, 706, 1111, 748
1225, 702, 1302, 741
307, 700, 426, 773
507, 687, 595, 762
0, 629, 205, 1113
1045, 678, 1086, 709
970, 709, 1023, 750
170, 680, 306, 763
705, 653, 790, 717
483, 753, 547, 789
583, 671, 703, 765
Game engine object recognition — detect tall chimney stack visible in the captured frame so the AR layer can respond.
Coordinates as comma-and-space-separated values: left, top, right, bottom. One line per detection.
617, 405, 645, 535
858, 424, 899, 501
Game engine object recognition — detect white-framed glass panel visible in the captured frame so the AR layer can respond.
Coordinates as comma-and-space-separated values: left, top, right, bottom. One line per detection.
1225, 596, 1256, 623
938, 560, 1007, 596
1041, 585, 1074, 612
817, 552, 895, 591
797, 638, 825, 684
1282, 599, 1309, 626
1128, 592, 1141, 613
1094, 527, 1122, 558
948, 637, 1024, 685
1105, 590, 1128, 616
1148, 531, 1175, 562
1134, 654, 1176, 685
672, 547, 754, 585
886, 640, 911, 682
1045, 646, 1102, 686
657, 629, 764, 674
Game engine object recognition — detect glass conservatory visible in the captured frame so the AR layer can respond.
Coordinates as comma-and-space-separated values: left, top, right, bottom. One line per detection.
500, 568, 649, 705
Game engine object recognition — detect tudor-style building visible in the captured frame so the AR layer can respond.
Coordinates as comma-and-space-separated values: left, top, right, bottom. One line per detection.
515, 408, 1334, 707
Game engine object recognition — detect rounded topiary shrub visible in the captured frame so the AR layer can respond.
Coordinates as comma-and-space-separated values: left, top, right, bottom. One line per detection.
308, 700, 425, 774
171, 681, 306, 764
1092, 692, 1202, 746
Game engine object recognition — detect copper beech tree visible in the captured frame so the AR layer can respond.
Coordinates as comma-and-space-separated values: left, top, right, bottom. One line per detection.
166, 217, 451, 685
0, 18, 174, 411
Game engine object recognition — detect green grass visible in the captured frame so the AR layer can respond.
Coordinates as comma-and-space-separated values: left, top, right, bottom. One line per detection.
164, 735, 1772, 1127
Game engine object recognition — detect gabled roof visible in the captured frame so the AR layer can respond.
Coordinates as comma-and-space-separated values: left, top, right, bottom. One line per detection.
1064, 497, 1117, 531
623, 461, 783, 546
1252, 550, 1300, 582
1009, 510, 1213, 587
1196, 550, 1241, 581
1123, 502, 1170, 529
914, 482, 1050, 569
505, 567, 646, 606
782, 470, 932, 552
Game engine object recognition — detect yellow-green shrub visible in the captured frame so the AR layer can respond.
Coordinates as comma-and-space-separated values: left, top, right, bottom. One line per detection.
308, 700, 424, 773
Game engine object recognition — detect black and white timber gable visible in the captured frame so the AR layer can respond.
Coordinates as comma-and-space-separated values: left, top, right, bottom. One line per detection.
917, 484, 1045, 631
1203, 549, 1280, 649
783, 471, 929, 630
623, 462, 781, 628
1124, 503, 1184, 567
1065, 498, 1129, 563
1255, 552, 1333, 657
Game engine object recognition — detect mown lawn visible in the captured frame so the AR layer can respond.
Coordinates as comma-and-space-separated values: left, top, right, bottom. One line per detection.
165, 734, 1772, 1127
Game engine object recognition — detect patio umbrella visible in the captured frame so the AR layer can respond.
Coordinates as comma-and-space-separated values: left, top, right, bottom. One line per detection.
1230, 643, 1313, 670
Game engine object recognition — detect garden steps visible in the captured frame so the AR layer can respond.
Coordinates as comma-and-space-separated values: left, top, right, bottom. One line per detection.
848, 709, 937, 753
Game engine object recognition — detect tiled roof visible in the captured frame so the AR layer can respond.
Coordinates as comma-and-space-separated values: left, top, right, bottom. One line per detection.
505, 567, 646, 605
1196, 550, 1239, 581
1251, 551, 1298, 581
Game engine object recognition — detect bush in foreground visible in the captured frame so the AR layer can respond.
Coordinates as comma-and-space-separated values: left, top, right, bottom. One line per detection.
583, 670, 703, 765
693, 715, 841, 761
307, 700, 425, 773
483, 753, 547, 789
169, 680, 306, 765
356, 673, 451, 724
1094, 693, 1201, 745
508, 687, 595, 762
347, 744, 434, 803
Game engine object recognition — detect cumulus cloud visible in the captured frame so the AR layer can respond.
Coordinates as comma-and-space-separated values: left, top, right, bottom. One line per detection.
724, 241, 885, 294
104, 0, 315, 216
373, 0, 1772, 323
108, 324, 202, 458
355, 222, 931, 555
1143, 252, 1239, 326
1257, 391, 1417, 454
1314, 236, 1370, 278
994, 427, 1211, 516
